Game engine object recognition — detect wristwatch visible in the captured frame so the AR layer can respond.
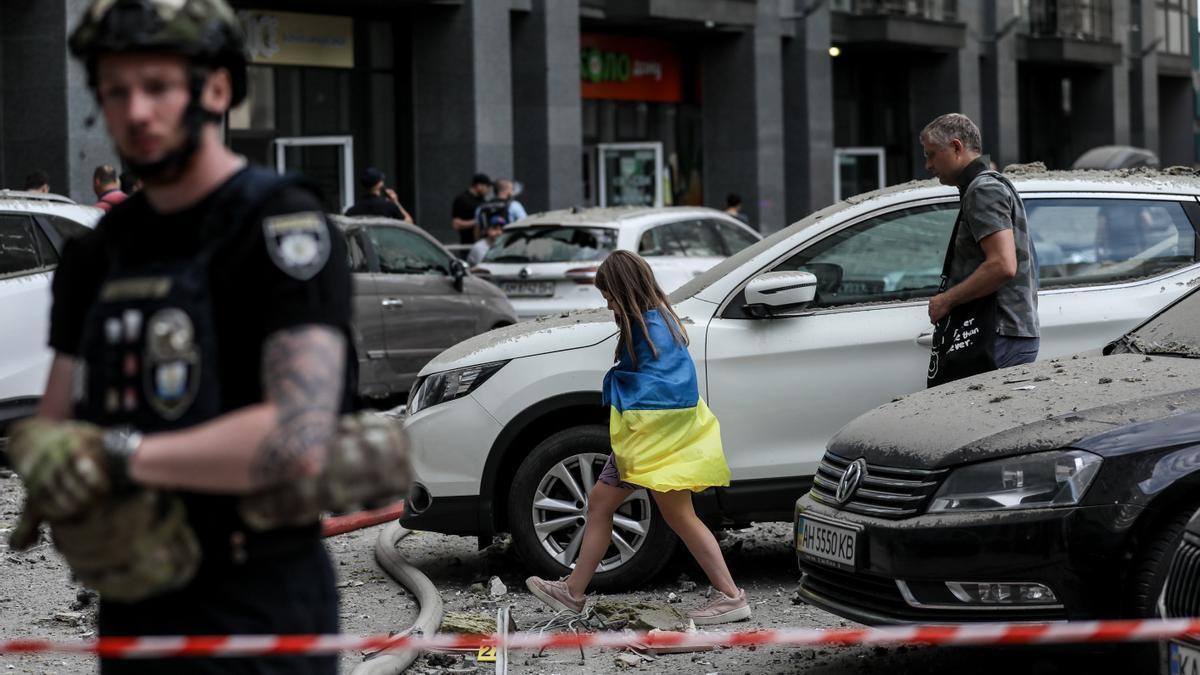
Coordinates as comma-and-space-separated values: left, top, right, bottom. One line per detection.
102, 426, 143, 491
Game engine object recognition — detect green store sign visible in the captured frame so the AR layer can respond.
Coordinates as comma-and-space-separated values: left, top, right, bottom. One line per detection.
581, 47, 631, 83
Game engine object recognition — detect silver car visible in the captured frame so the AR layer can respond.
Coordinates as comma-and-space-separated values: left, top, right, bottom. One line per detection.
331, 215, 518, 401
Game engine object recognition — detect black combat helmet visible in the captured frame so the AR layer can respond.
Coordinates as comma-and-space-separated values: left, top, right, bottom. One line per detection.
69, 0, 248, 107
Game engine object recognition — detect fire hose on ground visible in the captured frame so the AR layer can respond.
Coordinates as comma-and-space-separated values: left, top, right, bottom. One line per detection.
321, 500, 445, 675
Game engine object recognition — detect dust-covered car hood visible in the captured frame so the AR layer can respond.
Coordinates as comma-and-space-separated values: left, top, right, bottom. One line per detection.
419, 308, 618, 374
829, 354, 1200, 469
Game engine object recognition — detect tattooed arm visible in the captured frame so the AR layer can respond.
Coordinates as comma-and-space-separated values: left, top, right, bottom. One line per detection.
251, 326, 345, 485
128, 325, 346, 493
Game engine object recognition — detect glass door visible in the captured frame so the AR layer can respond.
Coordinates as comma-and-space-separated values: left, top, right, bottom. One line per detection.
274, 135, 354, 214
833, 147, 886, 201
597, 142, 664, 208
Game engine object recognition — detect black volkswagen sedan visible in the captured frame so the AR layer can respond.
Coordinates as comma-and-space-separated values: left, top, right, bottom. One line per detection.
795, 285, 1200, 625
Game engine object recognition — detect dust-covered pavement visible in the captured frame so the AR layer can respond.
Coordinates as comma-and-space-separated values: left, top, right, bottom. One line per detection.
0, 470, 1150, 674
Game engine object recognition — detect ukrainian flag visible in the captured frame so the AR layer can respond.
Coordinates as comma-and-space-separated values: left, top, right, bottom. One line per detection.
603, 310, 731, 492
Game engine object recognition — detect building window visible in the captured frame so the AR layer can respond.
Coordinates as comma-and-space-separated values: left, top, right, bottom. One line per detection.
1158, 0, 1190, 55
830, 0, 958, 21
1019, 0, 1114, 42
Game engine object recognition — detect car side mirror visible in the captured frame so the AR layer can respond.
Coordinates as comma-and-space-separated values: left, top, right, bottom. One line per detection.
451, 259, 467, 292
743, 271, 818, 318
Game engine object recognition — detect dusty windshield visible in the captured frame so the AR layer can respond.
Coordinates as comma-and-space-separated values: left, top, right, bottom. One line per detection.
484, 226, 618, 263
1114, 286, 1200, 357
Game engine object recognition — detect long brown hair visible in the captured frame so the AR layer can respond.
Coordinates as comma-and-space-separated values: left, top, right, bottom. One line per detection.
594, 250, 688, 368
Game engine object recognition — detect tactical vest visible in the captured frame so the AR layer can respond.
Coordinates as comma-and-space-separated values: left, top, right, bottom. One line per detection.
74, 167, 321, 568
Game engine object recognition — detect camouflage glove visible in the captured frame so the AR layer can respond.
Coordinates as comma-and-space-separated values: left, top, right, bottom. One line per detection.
50, 490, 200, 603
239, 412, 413, 530
8, 419, 108, 521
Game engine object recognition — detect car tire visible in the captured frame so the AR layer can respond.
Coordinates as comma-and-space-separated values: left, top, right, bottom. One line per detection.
1128, 508, 1195, 616
508, 425, 678, 592
1121, 508, 1195, 669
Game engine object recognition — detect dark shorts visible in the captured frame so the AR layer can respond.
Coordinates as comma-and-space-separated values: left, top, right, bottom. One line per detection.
98, 538, 338, 675
995, 335, 1040, 369
598, 453, 637, 490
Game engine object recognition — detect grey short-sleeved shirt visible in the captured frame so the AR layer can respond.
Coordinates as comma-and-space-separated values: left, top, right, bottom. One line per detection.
947, 158, 1040, 338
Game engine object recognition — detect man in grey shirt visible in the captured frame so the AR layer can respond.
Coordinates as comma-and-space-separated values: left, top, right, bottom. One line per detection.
920, 113, 1039, 371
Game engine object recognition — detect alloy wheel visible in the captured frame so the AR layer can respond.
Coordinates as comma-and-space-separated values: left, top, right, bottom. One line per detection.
529, 452, 652, 572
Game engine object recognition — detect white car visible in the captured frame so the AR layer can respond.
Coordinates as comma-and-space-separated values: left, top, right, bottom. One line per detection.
471, 207, 761, 320
401, 172, 1200, 589
0, 191, 101, 436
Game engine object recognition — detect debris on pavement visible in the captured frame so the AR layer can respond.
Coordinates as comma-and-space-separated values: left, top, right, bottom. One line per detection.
52, 610, 84, 624
441, 612, 498, 635
593, 599, 688, 631
614, 651, 645, 669
69, 589, 97, 612
488, 576, 507, 598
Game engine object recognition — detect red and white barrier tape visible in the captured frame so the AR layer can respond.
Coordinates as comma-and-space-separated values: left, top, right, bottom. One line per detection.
5, 618, 1200, 658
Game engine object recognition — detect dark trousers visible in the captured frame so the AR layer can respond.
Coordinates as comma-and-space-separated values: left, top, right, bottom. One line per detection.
994, 335, 1040, 369
98, 539, 338, 674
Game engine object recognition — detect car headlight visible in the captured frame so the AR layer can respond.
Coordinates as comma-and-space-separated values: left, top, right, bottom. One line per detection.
407, 361, 508, 415
928, 449, 1102, 513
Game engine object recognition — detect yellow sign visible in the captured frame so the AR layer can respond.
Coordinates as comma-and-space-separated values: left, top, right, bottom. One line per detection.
477, 645, 497, 663
238, 10, 354, 69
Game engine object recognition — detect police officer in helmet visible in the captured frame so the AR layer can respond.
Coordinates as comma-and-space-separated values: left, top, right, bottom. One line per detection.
7, 0, 355, 672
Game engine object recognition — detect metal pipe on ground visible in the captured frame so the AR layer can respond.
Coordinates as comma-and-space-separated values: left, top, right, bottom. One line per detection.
350, 521, 445, 675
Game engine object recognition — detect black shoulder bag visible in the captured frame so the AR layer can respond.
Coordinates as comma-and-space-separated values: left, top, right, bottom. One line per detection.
926, 173, 1006, 388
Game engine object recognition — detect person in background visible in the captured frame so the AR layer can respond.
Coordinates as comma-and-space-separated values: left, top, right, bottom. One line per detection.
23, 171, 50, 193
451, 173, 491, 245
494, 179, 527, 223
345, 167, 412, 223
724, 193, 749, 225
93, 164, 127, 212
468, 219, 505, 266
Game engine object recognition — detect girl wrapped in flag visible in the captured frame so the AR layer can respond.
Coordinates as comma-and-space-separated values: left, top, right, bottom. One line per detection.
526, 250, 750, 625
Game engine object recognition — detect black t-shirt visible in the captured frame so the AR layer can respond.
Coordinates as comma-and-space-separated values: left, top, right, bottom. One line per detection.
50, 167, 355, 415
345, 193, 402, 220
451, 189, 484, 244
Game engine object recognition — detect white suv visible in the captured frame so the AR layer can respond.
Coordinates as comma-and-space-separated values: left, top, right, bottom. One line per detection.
401, 172, 1200, 589
472, 207, 761, 320
0, 191, 101, 437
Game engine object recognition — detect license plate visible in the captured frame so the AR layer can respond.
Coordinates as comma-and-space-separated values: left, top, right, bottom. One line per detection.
796, 512, 859, 571
501, 281, 555, 297
1171, 641, 1200, 675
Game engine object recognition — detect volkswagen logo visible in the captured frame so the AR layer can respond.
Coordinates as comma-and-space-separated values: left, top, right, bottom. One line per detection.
836, 458, 868, 504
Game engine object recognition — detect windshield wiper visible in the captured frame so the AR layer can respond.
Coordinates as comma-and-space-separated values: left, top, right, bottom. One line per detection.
1109, 334, 1144, 355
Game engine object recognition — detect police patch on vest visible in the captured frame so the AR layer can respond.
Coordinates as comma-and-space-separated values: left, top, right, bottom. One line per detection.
263, 211, 331, 280
143, 308, 201, 421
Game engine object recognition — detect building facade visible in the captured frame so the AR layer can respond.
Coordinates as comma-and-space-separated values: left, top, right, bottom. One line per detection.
0, 0, 1195, 239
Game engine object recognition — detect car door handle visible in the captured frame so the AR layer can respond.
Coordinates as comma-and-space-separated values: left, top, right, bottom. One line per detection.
916, 332, 934, 347
381, 298, 405, 308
